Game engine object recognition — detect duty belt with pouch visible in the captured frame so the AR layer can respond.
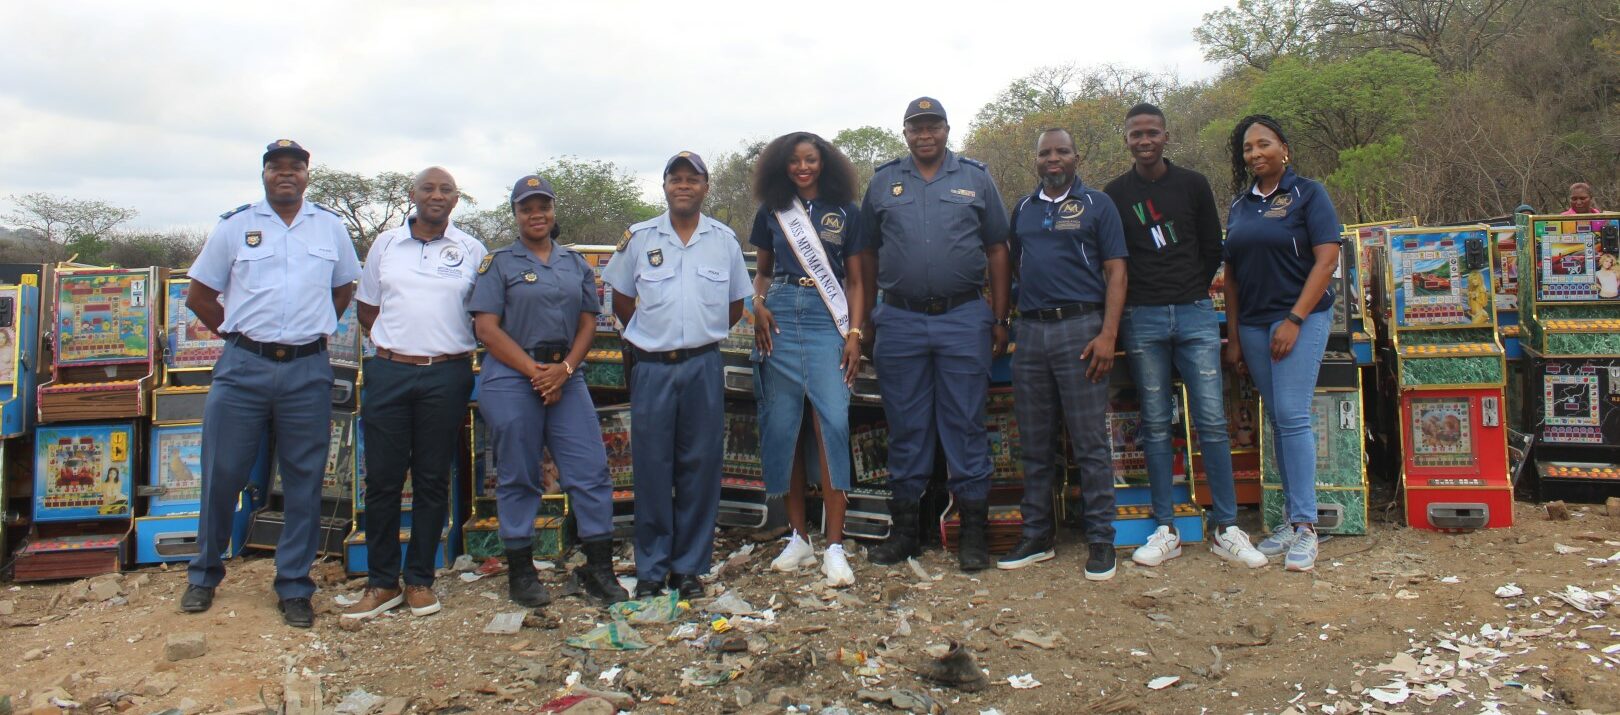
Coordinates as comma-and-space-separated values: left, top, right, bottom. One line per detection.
526, 343, 570, 364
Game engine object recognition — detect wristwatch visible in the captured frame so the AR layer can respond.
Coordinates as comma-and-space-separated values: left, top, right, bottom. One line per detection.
1286, 312, 1304, 326
995, 318, 1012, 328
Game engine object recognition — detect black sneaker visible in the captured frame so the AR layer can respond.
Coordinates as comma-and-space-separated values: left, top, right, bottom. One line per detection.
669, 573, 704, 601
633, 578, 665, 600
180, 584, 215, 613
1084, 543, 1117, 581
996, 536, 1055, 570
278, 597, 315, 628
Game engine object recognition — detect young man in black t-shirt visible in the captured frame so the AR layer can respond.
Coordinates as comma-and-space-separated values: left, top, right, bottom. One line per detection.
1102, 103, 1266, 571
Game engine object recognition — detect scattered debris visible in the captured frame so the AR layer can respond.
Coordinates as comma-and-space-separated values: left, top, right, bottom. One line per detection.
1006, 673, 1041, 689
1553, 542, 1587, 554
565, 619, 649, 650
1147, 675, 1180, 690
1546, 501, 1571, 520
483, 611, 527, 634
163, 631, 206, 661
856, 688, 944, 714
916, 641, 989, 692
334, 688, 384, 714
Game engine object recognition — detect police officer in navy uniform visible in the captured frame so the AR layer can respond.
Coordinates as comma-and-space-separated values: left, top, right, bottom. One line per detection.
181, 140, 362, 628
998, 128, 1129, 580
603, 152, 751, 600
470, 175, 629, 607
860, 98, 1011, 573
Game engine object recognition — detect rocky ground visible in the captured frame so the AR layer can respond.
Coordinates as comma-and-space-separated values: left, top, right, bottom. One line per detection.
5, 500, 1620, 715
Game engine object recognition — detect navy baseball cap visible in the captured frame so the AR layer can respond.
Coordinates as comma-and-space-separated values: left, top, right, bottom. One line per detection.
904, 97, 946, 123
510, 175, 556, 205
1514, 203, 1536, 214
262, 139, 310, 165
663, 151, 708, 178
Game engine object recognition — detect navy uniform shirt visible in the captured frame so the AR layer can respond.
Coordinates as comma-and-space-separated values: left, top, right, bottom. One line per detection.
1223, 168, 1342, 326
1010, 179, 1129, 311
189, 200, 362, 345
860, 151, 1009, 298
748, 200, 868, 280
467, 239, 596, 382
602, 212, 752, 352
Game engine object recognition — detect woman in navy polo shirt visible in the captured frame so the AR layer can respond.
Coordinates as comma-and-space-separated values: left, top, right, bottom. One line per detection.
1220, 115, 1341, 573
748, 132, 871, 587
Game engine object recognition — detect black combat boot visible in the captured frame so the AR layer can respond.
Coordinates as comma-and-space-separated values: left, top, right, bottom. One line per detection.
576, 539, 630, 605
869, 499, 922, 565
505, 546, 551, 607
956, 499, 991, 572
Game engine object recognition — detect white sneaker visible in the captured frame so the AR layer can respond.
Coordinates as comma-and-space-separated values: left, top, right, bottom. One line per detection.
1211, 525, 1268, 568
771, 532, 816, 572
822, 543, 855, 587
1130, 525, 1182, 567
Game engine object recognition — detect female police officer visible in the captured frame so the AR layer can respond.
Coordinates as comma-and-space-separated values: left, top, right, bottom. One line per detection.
469, 175, 628, 607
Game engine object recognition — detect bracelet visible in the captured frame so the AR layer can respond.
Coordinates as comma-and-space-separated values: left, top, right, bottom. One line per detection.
562, 360, 576, 375
1286, 312, 1304, 326
847, 327, 865, 340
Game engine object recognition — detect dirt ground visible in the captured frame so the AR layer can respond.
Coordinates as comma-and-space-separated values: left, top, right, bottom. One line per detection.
5, 500, 1620, 715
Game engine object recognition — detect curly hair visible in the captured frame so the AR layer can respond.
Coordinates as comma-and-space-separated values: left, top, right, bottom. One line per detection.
752, 132, 859, 210
1228, 114, 1291, 196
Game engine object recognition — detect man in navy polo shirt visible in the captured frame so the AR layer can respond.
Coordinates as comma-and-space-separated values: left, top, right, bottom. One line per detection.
860, 97, 1011, 573
995, 128, 1127, 581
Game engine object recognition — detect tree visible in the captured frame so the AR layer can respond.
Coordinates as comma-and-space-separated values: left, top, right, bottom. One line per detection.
305, 167, 414, 255
1318, 0, 1532, 72
972, 64, 1175, 128
833, 126, 907, 197
1247, 50, 1440, 162
1194, 0, 1327, 70
3, 193, 138, 261
535, 157, 662, 246
705, 141, 767, 240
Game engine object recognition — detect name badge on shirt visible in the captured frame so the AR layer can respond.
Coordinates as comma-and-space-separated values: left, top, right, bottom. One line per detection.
245, 231, 262, 247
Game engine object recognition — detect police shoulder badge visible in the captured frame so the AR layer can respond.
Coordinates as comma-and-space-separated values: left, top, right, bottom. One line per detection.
477, 254, 494, 274
615, 229, 632, 253
245, 230, 262, 247
890, 182, 904, 197
648, 248, 664, 267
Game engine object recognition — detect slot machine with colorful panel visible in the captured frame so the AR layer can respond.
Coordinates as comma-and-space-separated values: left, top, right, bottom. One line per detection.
940, 387, 1027, 554
14, 422, 137, 580
1516, 213, 1620, 502
575, 247, 629, 393
719, 399, 768, 528
1067, 374, 1204, 546
1379, 226, 1511, 529
38, 266, 163, 422
0, 264, 47, 560
136, 277, 268, 565
329, 303, 362, 409
1349, 217, 1419, 354
1490, 225, 1530, 438
598, 404, 634, 540
1189, 369, 1262, 508
343, 416, 458, 575
842, 415, 892, 541
460, 407, 571, 558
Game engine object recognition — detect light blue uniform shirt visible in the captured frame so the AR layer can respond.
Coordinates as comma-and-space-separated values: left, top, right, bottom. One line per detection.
602, 212, 751, 352
189, 200, 363, 345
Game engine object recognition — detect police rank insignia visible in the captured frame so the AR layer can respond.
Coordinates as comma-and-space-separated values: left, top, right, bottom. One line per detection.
648, 248, 664, 267
890, 182, 904, 197
477, 254, 493, 274
245, 230, 262, 247
615, 229, 631, 252
522, 270, 538, 283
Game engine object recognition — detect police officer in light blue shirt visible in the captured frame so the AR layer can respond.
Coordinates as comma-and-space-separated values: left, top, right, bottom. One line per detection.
469, 174, 629, 608
603, 151, 751, 601
181, 139, 362, 628
860, 98, 1011, 574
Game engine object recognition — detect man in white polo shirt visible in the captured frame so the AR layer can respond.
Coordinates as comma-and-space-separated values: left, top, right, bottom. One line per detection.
344, 166, 487, 619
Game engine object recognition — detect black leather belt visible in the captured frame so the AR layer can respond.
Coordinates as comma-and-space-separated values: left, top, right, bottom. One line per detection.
631, 342, 719, 364
526, 344, 570, 363
226, 333, 326, 362
773, 275, 819, 287
1024, 303, 1101, 321
883, 289, 982, 315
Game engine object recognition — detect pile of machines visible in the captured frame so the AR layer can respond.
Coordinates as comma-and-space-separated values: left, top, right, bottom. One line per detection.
1, 212, 1615, 580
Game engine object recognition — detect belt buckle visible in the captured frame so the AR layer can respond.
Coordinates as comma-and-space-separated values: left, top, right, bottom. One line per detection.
667, 350, 680, 361
551, 351, 563, 363
275, 347, 287, 360
925, 299, 945, 314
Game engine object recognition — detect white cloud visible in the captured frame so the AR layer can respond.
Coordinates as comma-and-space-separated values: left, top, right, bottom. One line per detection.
0, 0, 1229, 230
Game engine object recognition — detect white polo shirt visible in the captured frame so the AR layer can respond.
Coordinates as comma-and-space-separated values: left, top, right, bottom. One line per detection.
356, 218, 487, 355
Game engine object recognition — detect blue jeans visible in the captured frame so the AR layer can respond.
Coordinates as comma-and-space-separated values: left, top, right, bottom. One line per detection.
1122, 299, 1236, 528
1237, 310, 1331, 525
753, 283, 852, 494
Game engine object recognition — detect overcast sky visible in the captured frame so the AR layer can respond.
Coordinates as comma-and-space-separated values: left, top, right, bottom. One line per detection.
1, 1, 1230, 231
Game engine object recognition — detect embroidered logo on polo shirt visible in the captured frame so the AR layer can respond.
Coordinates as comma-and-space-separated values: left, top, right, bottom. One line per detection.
245, 231, 262, 247
440, 245, 464, 267
1264, 193, 1292, 219
1057, 199, 1084, 220
819, 213, 845, 245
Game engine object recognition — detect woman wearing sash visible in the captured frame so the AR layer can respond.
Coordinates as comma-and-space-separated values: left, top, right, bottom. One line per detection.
749, 132, 870, 587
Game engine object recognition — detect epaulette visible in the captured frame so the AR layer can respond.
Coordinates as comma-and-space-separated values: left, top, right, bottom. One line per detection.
219, 203, 251, 220
313, 202, 345, 218
874, 157, 903, 172
958, 156, 987, 170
